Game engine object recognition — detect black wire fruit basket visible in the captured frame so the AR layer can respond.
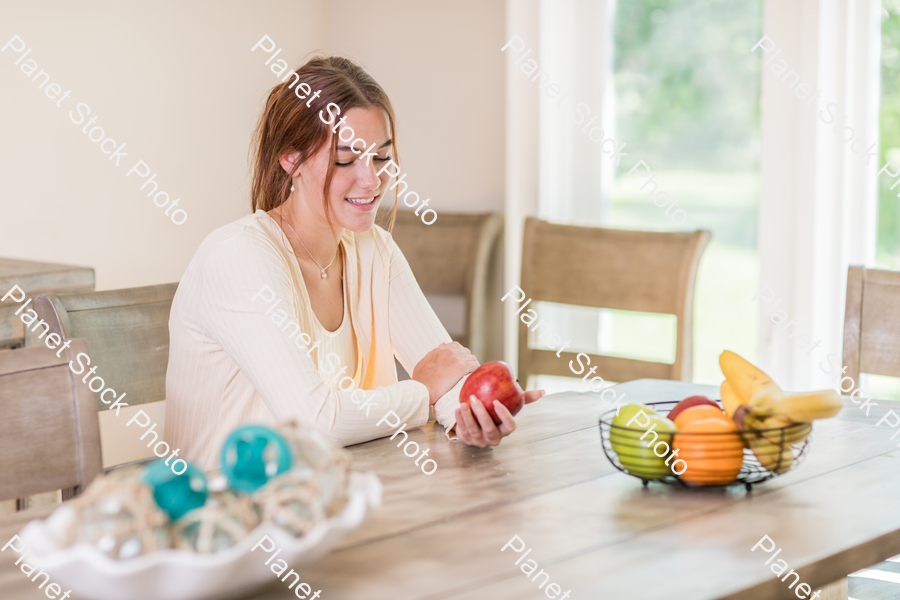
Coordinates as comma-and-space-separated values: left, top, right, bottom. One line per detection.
598, 400, 812, 491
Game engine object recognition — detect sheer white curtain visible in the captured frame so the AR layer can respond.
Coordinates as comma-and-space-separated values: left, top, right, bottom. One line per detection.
504, 0, 541, 368
539, 0, 618, 371
538, 0, 616, 225
503, 0, 616, 375
758, 0, 880, 390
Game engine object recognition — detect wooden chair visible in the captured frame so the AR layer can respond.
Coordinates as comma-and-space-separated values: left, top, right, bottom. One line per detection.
0, 339, 102, 504
842, 270, 899, 600
33, 283, 178, 469
34, 283, 178, 410
841, 268, 900, 600
842, 266, 900, 385
379, 209, 503, 361
0, 257, 95, 350
518, 217, 711, 384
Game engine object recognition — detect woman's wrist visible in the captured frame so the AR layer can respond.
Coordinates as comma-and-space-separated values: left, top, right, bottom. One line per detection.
407, 378, 434, 407
433, 384, 462, 439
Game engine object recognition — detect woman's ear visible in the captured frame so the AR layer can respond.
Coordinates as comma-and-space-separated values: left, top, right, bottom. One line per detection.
279, 152, 301, 177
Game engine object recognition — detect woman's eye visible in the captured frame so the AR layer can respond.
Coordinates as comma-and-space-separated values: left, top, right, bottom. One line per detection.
334, 156, 392, 167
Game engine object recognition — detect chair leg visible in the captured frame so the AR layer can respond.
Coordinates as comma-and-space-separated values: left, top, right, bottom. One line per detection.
818, 577, 848, 600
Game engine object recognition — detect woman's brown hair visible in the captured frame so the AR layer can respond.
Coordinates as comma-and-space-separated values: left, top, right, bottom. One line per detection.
250, 56, 398, 231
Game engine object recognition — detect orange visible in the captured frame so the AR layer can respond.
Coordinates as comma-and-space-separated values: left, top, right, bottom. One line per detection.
672, 404, 729, 430
672, 417, 744, 485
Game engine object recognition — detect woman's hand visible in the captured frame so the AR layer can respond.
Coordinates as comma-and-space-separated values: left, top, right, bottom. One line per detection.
412, 342, 480, 405
455, 390, 545, 447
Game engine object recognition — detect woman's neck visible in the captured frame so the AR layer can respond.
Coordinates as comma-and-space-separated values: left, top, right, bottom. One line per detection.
279, 197, 344, 266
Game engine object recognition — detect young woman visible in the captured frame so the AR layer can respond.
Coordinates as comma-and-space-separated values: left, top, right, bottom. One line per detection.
165, 56, 543, 470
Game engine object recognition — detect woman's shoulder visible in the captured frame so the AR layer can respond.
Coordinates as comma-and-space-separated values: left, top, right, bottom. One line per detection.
201, 210, 280, 245
187, 211, 287, 276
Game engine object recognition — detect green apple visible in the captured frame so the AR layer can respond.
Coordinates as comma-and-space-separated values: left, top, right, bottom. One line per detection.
612, 404, 655, 427
609, 405, 677, 479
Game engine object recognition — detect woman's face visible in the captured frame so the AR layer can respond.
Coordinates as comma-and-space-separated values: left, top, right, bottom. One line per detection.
287, 105, 394, 234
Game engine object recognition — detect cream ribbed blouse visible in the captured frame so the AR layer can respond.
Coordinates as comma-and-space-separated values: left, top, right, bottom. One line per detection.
310, 264, 358, 387
165, 210, 462, 471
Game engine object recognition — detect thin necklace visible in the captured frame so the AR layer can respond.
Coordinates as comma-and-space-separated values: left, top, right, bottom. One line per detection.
279, 206, 339, 279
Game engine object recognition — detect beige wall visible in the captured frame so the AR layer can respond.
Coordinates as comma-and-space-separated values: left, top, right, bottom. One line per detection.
325, 0, 506, 216
0, 0, 328, 291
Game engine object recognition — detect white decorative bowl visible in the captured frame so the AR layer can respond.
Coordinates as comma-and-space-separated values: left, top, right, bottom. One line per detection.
16, 471, 382, 600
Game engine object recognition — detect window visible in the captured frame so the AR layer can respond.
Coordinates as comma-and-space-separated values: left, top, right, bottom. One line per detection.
879, 2, 900, 271
612, 0, 763, 384
864, 3, 900, 400
535, 0, 763, 392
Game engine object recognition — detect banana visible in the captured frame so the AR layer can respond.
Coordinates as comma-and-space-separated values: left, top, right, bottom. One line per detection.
720, 380, 743, 418
748, 381, 785, 415
719, 351, 783, 411
751, 413, 811, 445
717, 351, 838, 474
771, 390, 843, 422
741, 425, 794, 473
748, 434, 794, 474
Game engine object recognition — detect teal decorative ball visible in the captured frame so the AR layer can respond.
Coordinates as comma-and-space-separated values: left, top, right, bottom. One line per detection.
142, 460, 208, 521
221, 425, 292, 493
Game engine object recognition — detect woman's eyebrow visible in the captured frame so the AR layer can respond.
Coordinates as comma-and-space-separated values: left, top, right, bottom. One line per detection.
336, 139, 393, 152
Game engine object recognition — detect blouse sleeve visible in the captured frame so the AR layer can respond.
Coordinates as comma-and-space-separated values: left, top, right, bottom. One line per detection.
386, 238, 465, 439
198, 230, 430, 447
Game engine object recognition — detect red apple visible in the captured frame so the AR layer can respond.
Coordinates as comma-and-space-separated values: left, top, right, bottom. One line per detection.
667, 395, 721, 422
459, 361, 525, 425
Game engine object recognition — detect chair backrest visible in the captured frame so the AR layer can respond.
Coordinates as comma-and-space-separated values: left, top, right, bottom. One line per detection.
34, 283, 178, 411
518, 217, 711, 384
0, 257, 95, 350
380, 209, 502, 360
0, 339, 102, 502
842, 266, 900, 384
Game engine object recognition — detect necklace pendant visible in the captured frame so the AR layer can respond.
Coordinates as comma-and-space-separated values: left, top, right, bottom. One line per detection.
321, 269, 327, 279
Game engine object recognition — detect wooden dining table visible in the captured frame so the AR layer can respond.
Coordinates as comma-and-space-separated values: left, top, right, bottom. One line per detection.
2, 379, 900, 600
